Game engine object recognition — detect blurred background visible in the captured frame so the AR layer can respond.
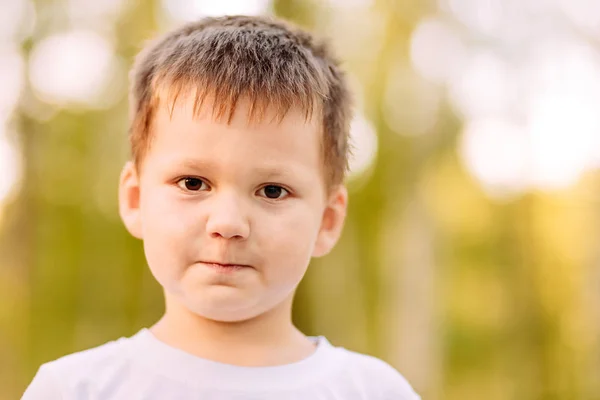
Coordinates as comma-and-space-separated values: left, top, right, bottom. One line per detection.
1, 0, 599, 398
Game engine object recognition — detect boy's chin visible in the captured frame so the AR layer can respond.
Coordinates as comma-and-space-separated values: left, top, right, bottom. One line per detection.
182, 294, 267, 323
198, 310, 260, 323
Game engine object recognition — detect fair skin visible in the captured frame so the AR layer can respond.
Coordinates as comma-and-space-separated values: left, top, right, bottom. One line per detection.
119, 93, 348, 367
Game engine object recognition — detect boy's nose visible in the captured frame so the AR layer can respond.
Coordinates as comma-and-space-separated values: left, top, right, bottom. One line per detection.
205, 193, 250, 240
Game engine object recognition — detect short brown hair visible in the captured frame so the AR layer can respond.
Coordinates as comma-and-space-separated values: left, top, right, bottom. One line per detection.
129, 15, 352, 187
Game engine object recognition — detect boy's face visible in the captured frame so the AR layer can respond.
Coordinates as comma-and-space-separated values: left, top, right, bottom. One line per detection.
119, 95, 347, 323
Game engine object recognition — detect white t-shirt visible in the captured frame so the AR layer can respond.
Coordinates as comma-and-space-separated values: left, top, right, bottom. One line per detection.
22, 328, 420, 399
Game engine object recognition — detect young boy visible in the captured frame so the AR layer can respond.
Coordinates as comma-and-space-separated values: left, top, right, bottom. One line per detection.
22, 15, 420, 399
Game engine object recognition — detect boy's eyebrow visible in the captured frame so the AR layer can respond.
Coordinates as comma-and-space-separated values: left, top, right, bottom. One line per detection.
252, 165, 295, 179
178, 158, 216, 171
176, 158, 297, 179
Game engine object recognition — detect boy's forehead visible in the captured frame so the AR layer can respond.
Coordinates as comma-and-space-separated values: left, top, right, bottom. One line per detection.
148, 92, 325, 175
153, 85, 321, 130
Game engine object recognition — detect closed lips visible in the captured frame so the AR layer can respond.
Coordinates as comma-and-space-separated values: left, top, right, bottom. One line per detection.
199, 261, 253, 268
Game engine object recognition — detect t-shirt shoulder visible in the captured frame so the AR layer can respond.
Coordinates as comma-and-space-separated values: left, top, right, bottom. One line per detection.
22, 336, 130, 399
336, 347, 421, 400
22, 332, 421, 400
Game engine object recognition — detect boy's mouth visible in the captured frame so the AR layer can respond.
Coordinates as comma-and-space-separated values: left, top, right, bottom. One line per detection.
197, 260, 254, 272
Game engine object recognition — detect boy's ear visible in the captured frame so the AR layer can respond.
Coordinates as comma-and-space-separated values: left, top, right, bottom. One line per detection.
312, 185, 348, 258
118, 161, 143, 239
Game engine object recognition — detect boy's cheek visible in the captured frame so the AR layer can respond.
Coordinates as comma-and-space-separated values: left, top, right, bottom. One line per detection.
141, 190, 193, 228
143, 236, 191, 287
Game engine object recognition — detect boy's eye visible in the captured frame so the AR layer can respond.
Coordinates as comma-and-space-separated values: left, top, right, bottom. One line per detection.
259, 185, 289, 200
177, 177, 207, 191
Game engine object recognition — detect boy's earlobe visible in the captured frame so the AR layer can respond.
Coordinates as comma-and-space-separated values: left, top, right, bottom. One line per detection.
312, 185, 348, 258
118, 161, 143, 239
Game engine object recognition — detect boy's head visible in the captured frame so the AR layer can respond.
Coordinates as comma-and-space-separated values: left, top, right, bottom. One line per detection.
119, 15, 352, 323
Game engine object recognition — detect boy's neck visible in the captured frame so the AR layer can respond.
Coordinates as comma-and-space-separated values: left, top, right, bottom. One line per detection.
149, 293, 316, 367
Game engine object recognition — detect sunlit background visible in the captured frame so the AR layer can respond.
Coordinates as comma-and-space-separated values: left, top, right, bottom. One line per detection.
2, 0, 600, 399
